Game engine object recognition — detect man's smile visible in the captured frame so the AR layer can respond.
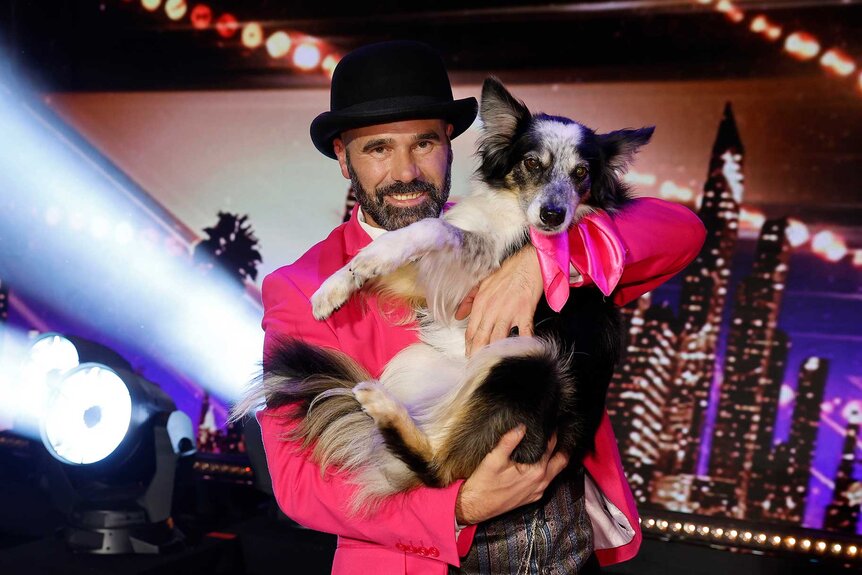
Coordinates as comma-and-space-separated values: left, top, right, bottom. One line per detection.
385, 191, 428, 206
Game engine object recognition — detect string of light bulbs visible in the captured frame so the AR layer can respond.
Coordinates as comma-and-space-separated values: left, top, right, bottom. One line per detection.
697, 0, 861, 93
131, 0, 341, 78
624, 170, 860, 266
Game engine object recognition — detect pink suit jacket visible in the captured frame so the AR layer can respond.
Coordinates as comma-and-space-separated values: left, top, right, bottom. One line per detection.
258, 197, 705, 574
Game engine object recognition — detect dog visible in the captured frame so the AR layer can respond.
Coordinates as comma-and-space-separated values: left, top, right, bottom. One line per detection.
241, 78, 653, 514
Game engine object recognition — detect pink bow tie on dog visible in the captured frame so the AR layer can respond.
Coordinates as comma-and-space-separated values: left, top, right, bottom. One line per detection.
529, 212, 627, 312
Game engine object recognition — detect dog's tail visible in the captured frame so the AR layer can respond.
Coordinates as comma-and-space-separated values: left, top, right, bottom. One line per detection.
231, 337, 379, 476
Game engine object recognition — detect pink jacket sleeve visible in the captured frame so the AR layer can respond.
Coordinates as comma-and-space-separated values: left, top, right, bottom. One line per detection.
533, 197, 705, 309
259, 272, 476, 565
600, 197, 706, 306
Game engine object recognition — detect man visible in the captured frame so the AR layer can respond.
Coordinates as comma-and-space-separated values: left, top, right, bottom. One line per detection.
257, 41, 705, 574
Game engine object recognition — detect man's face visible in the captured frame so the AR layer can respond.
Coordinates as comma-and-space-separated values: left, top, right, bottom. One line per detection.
333, 119, 454, 231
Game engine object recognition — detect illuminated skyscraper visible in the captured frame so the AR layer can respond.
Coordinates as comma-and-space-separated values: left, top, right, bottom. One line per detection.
664, 103, 744, 474
607, 293, 650, 439
760, 356, 829, 523
823, 406, 861, 533
747, 329, 790, 520
708, 217, 791, 517
609, 296, 677, 504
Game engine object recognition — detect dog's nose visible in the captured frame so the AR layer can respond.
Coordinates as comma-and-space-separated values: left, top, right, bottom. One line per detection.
539, 206, 566, 228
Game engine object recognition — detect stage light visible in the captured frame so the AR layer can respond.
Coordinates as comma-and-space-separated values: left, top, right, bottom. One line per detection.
849, 545, 858, 557
739, 207, 764, 230
815, 541, 827, 553
215, 13, 239, 38
322, 54, 339, 78
750, 15, 768, 33
293, 42, 321, 70
766, 25, 782, 41
801, 539, 812, 550
165, 0, 187, 21
266, 31, 292, 59
820, 48, 856, 77
786, 536, 796, 547
771, 535, 781, 545
141, 0, 161, 12
42, 364, 132, 465
624, 170, 656, 187
833, 543, 843, 554
785, 32, 820, 60
190, 4, 211, 30
715, 0, 743, 23
241, 22, 264, 49
853, 250, 862, 267
39, 358, 195, 554
811, 230, 847, 262
785, 218, 809, 247
25, 333, 79, 378
659, 180, 693, 203
684, 522, 696, 533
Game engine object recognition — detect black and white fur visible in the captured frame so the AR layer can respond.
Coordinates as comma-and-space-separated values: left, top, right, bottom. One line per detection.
242, 78, 653, 514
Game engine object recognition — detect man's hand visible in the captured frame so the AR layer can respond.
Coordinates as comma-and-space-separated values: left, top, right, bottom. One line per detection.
454, 426, 569, 525
455, 244, 544, 356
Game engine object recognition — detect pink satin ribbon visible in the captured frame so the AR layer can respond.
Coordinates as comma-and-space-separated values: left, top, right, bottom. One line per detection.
529, 212, 627, 311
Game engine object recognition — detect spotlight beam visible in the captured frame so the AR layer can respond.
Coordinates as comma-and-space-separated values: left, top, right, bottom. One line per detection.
0, 72, 263, 406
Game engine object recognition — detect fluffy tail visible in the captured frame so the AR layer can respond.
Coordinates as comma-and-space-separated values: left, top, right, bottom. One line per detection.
231, 338, 378, 475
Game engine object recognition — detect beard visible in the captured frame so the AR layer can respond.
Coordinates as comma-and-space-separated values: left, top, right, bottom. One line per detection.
347, 149, 452, 231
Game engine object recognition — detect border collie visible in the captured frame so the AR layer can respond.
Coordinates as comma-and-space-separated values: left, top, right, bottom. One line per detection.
239, 78, 653, 513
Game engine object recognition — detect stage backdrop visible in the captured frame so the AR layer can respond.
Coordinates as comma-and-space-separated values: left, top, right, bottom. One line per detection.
41, 73, 862, 537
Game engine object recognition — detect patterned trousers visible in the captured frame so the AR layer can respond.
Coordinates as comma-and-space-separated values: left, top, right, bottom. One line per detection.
449, 469, 597, 575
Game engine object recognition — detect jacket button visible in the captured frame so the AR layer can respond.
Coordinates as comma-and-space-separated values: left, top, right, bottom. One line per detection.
409, 545, 419, 554
396, 543, 407, 552
429, 547, 439, 557
417, 546, 428, 556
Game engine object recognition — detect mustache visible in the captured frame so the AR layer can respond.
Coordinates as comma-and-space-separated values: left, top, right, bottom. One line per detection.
376, 179, 441, 199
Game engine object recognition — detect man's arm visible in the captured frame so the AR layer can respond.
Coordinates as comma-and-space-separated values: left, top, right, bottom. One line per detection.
580, 197, 706, 307
260, 271, 571, 561
460, 197, 705, 350
260, 271, 472, 564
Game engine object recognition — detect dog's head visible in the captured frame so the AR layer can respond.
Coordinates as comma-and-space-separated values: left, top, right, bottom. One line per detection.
476, 77, 654, 234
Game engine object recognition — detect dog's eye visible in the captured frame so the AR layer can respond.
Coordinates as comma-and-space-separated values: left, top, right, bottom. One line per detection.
523, 157, 541, 172
574, 165, 588, 179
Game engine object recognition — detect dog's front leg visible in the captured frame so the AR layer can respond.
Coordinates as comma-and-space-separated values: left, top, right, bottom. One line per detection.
312, 218, 462, 319
353, 381, 442, 487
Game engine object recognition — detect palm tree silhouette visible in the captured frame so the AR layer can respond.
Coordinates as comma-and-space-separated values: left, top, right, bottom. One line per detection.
194, 212, 262, 286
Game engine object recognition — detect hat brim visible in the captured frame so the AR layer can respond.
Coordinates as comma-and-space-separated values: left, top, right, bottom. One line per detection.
310, 96, 478, 159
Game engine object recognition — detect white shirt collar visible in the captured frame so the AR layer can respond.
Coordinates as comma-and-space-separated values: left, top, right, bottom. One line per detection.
357, 207, 387, 240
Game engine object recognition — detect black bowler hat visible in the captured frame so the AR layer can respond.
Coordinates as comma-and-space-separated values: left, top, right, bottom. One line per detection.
310, 41, 478, 159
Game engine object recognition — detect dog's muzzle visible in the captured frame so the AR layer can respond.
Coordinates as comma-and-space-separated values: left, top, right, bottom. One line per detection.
540, 205, 567, 228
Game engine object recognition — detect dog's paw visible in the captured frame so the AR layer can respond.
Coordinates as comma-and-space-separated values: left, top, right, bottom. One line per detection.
348, 249, 397, 284
353, 381, 400, 425
311, 268, 357, 320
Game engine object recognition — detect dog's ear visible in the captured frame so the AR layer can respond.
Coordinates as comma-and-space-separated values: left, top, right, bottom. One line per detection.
591, 127, 654, 211
479, 77, 531, 140
477, 77, 531, 181
597, 127, 654, 176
